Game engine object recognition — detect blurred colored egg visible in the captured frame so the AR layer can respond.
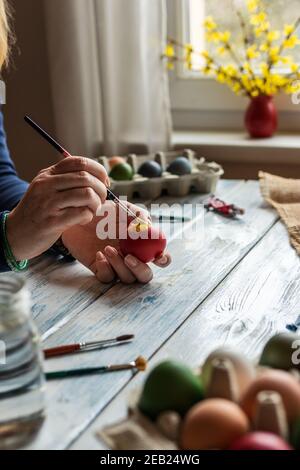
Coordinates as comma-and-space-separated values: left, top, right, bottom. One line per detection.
138, 161, 162, 178
240, 369, 300, 423
291, 418, 300, 450
167, 157, 192, 176
260, 333, 300, 371
138, 360, 204, 420
201, 348, 255, 399
109, 163, 133, 181
180, 399, 249, 450
229, 432, 293, 450
109, 156, 126, 169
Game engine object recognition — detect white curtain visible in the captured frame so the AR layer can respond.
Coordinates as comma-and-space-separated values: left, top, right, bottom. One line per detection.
44, 0, 172, 157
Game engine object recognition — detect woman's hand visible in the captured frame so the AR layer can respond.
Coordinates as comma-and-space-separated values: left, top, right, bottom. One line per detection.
62, 201, 172, 284
6, 157, 108, 261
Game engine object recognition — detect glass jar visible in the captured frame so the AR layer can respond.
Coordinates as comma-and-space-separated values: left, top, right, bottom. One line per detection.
0, 274, 45, 449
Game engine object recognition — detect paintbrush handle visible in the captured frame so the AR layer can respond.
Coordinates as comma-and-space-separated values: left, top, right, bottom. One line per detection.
45, 366, 107, 380
44, 344, 81, 359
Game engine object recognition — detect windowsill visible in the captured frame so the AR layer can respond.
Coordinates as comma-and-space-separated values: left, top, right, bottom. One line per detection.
172, 130, 300, 179
172, 130, 300, 165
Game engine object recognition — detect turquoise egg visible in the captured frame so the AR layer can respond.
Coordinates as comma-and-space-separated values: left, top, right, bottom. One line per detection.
167, 157, 192, 176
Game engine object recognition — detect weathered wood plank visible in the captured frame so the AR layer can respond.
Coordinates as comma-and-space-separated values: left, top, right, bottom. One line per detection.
26, 180, 239, 338
26, 181, 278, 449
72, 220, 299, 450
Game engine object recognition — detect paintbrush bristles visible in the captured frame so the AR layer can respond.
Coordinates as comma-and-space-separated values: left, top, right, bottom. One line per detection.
135, 356, 147, 371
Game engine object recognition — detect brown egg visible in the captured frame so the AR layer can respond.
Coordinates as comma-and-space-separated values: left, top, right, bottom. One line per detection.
180, 399, 249, 450
109, 156, 125, 169
241, 370, 300, 423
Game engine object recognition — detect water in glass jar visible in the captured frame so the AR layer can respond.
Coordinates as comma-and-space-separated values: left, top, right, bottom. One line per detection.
0, 274, 45, 449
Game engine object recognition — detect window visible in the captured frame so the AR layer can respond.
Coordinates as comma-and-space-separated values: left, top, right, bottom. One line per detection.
167, 0, 300, 131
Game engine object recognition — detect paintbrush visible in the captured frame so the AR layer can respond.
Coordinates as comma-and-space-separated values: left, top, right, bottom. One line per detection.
24, 115, 145, 223
45, 356, 147, 380
151, 215, 191, 223
44, 334, 135, 359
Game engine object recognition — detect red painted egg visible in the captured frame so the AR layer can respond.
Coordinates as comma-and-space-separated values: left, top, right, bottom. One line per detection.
229, 432, 293, 451
119, 222, 167, 264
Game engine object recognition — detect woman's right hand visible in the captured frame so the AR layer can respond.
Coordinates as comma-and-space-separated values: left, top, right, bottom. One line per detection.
6, 156, 109, 261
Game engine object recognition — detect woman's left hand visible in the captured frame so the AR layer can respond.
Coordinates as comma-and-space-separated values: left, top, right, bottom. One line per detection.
61, 201, 171, 284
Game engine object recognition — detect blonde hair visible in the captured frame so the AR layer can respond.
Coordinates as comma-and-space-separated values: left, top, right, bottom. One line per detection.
0, 0, 10, 69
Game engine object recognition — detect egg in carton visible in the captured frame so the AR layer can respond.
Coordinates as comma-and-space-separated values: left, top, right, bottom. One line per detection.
98, 332, 300, 451
97, 149, 224, 199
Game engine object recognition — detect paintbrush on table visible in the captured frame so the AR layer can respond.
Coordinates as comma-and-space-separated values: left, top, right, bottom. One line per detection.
45, 356, 147, 380
44, 334, 135, 359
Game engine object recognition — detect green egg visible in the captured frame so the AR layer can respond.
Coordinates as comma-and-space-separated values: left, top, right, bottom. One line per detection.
109, 163, 134, 181
138, 360, 204, 420
291, 418, 300, 450
259, 333, 300, 371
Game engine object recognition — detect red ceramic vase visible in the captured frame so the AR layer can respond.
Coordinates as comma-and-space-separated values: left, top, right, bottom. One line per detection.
245, 95, 278, 138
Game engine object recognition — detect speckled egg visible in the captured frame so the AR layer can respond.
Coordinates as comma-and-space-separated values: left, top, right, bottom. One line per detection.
138, 161, 162, 178
109, 156, 126, 169
201, 348, 256, 400
180, 399, 249, 450
240, 369, 300, 423
109, 162, 134, 181
167, 157, 192, 176
138, 360, 204, 420
260, 333, 300, 371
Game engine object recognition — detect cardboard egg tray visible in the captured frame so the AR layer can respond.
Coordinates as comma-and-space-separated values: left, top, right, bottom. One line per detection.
98, 367, 300, 451
97, 149, 224, 199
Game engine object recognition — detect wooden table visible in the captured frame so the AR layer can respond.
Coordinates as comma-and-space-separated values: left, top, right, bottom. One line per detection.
23, 179, 300, 450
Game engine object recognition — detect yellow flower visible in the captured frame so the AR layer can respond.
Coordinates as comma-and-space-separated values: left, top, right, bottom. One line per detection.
185, 44, 193, 53
251, 12, 267, 26
204, 16, 217, 31
165, 44, 175, 58
246, 45, 260, 59
267, 31, 280, 42
251, 89, 260, 97
231, 82, 242, 94
254, 22, 270, 37
202, 50, 210, 60
217, 46, 227, 55
223, 64, 239, 77
291, 63, 299, 73
206, 30, 231, 43
247, 0, 259, 13
283, 35, 300, 49
167, 62, 175, 71
219, 31, 231, 43
216, 72, 226, 83
260, 62, 269, 77
284, 24, 295, 36
269, 46, 280, 63
243, 61, 252, 72
279, 55, 293, 64
260, 43, 269, 52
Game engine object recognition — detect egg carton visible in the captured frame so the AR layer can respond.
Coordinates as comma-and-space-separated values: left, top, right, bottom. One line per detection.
97, 149, 224, 199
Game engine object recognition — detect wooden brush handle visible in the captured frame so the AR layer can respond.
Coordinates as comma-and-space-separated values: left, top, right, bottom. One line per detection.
44, 344, 81, 359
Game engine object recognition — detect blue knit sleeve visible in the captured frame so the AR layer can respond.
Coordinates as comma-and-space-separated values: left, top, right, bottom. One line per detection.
0, 111, 28, 272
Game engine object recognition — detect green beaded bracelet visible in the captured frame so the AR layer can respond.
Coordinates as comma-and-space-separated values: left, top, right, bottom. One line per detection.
1, 212, 28, 272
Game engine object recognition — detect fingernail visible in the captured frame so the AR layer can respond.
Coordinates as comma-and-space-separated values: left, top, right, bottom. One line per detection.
105, 246, 118, 258
125, 255, 139, 268
106, 177, 111, 188
157, 255, 169, 266
97, 251, 105, 261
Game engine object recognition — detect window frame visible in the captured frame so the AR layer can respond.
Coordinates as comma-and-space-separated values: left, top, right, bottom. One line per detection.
167, 0, 300, 131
